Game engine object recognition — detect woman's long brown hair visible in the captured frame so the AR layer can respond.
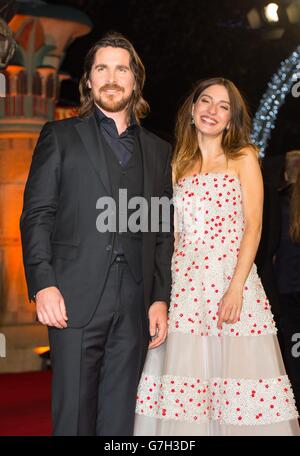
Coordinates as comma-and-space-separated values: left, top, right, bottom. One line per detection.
78, 31, 150, 122
172, 77, 258, 182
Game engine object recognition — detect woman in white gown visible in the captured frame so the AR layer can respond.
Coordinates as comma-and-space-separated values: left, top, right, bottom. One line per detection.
134, 77, 300, 436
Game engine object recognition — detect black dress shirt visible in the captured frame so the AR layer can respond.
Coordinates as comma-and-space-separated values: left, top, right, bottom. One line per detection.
95, 105, 139, 167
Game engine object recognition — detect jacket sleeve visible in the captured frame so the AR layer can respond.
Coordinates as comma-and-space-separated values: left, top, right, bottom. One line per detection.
20, 122, 61, 301
150, 143, 174, 306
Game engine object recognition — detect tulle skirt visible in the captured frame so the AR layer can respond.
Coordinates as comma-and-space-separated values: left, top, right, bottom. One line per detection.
134, 332, 300, 436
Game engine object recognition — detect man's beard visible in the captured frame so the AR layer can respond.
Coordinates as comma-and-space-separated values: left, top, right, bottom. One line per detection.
94, 84, 133, 113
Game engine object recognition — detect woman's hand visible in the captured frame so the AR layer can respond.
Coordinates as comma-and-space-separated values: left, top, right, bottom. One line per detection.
217, 286, 243, 330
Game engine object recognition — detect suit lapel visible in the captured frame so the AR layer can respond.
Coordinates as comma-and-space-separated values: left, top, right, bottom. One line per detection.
75, 112, 112, 195
75, 119, 157, 208
139, 128, 158, 294
139, 128, 157, 204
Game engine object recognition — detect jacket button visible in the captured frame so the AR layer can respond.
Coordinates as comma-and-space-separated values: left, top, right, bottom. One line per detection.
106, 245, 112, 251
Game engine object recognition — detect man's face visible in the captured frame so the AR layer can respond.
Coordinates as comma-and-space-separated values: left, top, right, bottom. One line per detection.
88, 46, 136, 113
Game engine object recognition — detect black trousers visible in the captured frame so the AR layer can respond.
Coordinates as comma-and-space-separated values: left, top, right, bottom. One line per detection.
278, 292, 300, 413
48, 256, 150, 436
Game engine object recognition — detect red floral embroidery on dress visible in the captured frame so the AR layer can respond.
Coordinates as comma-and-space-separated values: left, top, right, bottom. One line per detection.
135, 173, 299, 432
136, 374, 298, 425
171, 173, 276, 337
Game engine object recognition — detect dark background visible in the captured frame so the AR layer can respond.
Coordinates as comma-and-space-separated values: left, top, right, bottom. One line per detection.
48, 0, 300, 154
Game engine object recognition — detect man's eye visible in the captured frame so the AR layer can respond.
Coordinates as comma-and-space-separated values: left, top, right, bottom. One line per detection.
97, 67, 105, 71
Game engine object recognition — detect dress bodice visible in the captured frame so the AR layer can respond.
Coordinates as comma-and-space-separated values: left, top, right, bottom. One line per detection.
174, 173, 244, 254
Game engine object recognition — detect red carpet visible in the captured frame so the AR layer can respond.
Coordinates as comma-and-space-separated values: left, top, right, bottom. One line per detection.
0, 371, 52, 436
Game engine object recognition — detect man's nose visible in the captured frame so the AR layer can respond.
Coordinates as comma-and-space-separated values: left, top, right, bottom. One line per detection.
106, 70, 116, 84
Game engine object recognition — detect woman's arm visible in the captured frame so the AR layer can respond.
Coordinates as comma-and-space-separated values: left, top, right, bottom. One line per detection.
217, 148, 263, 329
172, 169, 181, 248
174, 210, 180, 248
230, 147, 263, 290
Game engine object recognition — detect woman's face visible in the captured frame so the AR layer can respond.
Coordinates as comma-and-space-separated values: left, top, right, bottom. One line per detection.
192, 84, 231, 137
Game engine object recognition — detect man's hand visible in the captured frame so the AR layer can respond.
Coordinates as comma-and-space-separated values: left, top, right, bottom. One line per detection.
36, 286, 68, 329
148, 301, 168, 349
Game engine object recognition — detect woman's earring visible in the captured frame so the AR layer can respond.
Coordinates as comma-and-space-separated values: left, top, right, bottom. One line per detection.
191, 115, 195, 125
226, 124, 230, 131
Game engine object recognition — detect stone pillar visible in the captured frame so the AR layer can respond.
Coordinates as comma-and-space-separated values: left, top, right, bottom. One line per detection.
0, 132, 45, 372
0, 2, 91, 372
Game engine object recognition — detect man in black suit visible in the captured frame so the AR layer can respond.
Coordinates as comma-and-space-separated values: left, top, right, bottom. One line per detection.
20, 32, 173, 436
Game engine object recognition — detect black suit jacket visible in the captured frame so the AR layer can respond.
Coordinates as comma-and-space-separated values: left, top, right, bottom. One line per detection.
20, 111, 174, 328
